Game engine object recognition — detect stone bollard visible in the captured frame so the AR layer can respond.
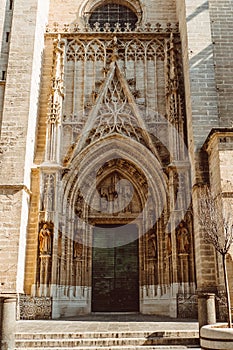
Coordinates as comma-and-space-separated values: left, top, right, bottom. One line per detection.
198, 292, 216, 330
0, 295, 16, 350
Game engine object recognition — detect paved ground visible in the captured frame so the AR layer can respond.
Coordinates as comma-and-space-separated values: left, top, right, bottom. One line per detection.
16, 315, 201, 349
16, 313, 199, 333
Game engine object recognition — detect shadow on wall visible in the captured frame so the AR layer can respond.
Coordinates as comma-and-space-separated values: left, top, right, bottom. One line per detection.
188, 42, 219, 148
189, 43, 214, 69
186, 1, 208, 23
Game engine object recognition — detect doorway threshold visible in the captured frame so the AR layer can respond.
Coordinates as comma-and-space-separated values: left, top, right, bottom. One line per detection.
92, 312, 139, 315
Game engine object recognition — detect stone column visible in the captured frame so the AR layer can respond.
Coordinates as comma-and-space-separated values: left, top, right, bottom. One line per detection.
198, 292, 216, 330
0, 295, 16, 350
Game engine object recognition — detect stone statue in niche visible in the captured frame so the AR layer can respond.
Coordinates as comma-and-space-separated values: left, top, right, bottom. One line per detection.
73, 231, 83, 259
37, 222, 53, 293
39, 223, 52, 255
74, 241, 83, 259
148, 232, 157, 259
147, 232, 157, 286
167, 234, 172, 256
73, 230, 84, 286
57, 231, 62, 257
177, 222, 190, 254
123, 185, 133, 213
166, 232, 173, 285
75, 192, 84, 218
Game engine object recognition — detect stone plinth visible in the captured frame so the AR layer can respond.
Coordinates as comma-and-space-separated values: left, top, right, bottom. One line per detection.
201, 323, 233, 350
198, 292, 216, 329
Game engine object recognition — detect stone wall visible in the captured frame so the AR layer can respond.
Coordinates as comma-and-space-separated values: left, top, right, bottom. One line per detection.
209, 0, 233, 127
48, 0, 177, 27
0, 188, 25, 292
0, 0, 13, 127
177, 0, 219, 170
204, 130, 233, 293
0, 0, 50, 295
176, 0, 219, 293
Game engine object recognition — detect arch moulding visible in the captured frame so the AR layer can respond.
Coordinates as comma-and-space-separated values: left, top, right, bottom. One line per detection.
62, 136, 168, 221
79, 0, 144, 24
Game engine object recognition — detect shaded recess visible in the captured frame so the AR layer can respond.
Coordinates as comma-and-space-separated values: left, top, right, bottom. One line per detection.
89, 3, 138, 30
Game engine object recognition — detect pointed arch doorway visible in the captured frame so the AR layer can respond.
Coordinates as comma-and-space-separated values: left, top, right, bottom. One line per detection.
60, 137, 170, 317
84, 157, 150, 314
92, 224, 139, 312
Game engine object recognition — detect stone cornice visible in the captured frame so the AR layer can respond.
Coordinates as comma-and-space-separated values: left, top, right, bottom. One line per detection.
202, 127, 233, 152
0, 184, 32, 196
0, 293, 17, 300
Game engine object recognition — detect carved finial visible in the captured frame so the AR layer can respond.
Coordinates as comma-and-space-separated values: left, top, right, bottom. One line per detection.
73, 24, 80, 32
170, 32, 174, 49
114, 22, 121, 32
85, 23, 91, 32
166, 22, 172, 32
53, 22, 59, 32
145, 22, 152, 32
124, 22, 131, 32
111, 37, 118, 62
63, 24, 69, 32
104, 22, 111, 32
155, 23, 162, 32
93, 22, 100, 32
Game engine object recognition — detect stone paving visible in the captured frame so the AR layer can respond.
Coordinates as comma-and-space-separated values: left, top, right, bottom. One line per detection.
15, 314, 201, 349
16, 313, 199, 332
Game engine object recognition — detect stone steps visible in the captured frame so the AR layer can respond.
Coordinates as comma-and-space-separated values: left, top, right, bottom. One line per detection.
15, 345, 201, 350
15, 330, 198, 339
15, 330, 199, 349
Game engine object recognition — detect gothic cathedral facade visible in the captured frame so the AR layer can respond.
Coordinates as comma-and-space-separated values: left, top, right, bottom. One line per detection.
0, 0, 233, 321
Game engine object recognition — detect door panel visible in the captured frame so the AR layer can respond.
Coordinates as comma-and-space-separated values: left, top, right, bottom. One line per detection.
92, 224, 139, 312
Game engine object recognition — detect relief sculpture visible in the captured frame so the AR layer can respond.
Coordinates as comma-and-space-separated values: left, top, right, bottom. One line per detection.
37, 222, 53, 295
177, 222, 190, 254
39, 224, 52, 255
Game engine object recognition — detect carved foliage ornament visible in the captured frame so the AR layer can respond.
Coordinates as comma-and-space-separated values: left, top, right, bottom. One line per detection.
45, 22, 179, 34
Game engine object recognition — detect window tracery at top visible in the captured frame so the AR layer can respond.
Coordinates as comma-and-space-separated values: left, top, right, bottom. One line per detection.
88, 3, 138, 31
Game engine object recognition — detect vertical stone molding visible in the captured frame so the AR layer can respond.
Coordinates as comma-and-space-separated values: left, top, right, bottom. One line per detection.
45, 35, 65, 164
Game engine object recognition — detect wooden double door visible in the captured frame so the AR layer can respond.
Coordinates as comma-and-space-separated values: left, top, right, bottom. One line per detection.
92, 224, 139, 312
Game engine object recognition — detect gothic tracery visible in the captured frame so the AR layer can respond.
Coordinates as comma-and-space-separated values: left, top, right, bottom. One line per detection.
34, 9, 195, 317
